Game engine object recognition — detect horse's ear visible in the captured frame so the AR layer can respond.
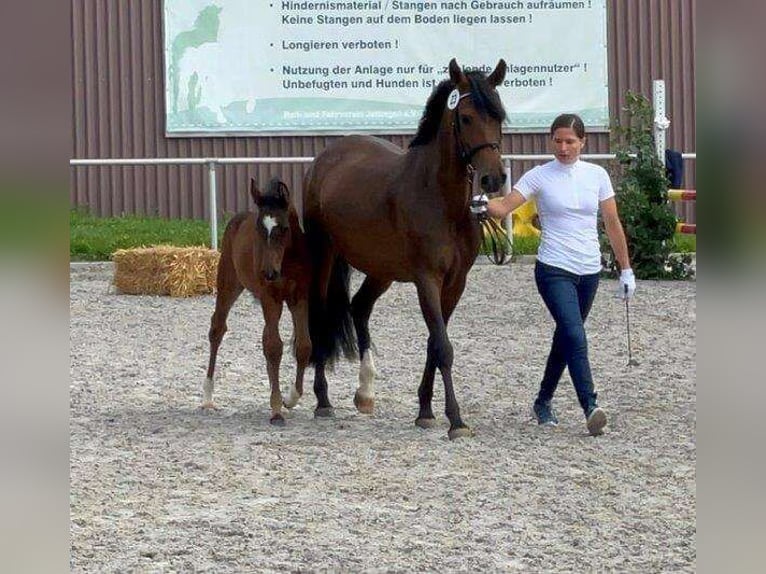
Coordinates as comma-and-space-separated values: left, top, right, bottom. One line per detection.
448, 58, 465, 86
250, 177, 261, 205
277, 180, 290, 204
488, 59, 507, 88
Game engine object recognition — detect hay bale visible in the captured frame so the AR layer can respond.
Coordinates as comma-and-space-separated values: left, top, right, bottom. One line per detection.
112, 246, 171, 296
113, 245, 219, 297
165, 247, 220, 297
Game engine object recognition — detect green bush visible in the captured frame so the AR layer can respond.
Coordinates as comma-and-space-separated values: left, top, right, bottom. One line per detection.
601, 91, 693, 279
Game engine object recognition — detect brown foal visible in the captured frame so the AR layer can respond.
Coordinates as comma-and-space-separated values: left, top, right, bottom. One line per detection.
203, 177, 312, 425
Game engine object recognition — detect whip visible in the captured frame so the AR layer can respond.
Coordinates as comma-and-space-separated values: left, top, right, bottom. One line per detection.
624, 284, 639, 366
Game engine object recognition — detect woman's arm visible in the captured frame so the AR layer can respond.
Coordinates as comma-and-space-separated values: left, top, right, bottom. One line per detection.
487, 189, 528, 219
600, 197, 631, 270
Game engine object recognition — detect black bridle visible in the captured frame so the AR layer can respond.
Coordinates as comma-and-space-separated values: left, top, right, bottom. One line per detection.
451, 92, 511, 264
452, 92, 502, 169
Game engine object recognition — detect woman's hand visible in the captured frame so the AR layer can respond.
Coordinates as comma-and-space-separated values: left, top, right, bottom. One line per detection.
619, 268, 636, 299
488, 189, 527, 219
470, 194, 489, 219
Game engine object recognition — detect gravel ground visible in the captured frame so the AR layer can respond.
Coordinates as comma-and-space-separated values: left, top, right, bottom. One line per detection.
70, 261, 696, 572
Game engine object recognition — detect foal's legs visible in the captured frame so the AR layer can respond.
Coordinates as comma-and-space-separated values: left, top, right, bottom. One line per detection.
351, 276, 392, 414
283, 296, 311, 409
260, 295, 286, 425
414, 275, 471, 439
204, 253, 244, 409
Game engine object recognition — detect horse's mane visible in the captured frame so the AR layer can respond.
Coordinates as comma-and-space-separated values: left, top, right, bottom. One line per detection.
409, 70, 507, 148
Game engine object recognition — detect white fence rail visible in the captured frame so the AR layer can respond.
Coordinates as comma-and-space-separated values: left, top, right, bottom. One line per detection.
70, 156, 313, 249
69, 152, 696, 250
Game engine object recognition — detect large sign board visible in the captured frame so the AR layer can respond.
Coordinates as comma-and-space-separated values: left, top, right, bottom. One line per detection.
163, 1, 608, 135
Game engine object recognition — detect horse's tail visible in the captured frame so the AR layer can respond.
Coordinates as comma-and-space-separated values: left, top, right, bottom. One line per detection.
306, 225, 358, 367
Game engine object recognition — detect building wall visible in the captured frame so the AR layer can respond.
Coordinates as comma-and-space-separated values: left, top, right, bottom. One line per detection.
71, 0, 696, 223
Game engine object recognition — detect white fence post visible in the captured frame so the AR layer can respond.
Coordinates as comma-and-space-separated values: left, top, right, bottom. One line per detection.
207, 161, 218, 250
652, 79, 670, 161
503, 158, 513, 249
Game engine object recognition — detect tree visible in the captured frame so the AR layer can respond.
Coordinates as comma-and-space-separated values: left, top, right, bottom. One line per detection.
601, 91, 693, 279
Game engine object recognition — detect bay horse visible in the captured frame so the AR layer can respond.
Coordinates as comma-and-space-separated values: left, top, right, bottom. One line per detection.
203, 177, 312, 425
302, 58, 507, 439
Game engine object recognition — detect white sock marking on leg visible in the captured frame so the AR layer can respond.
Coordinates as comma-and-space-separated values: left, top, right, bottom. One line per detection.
285, 386, 301, 408
358, 351, 376, 399
202, 376, 214, 406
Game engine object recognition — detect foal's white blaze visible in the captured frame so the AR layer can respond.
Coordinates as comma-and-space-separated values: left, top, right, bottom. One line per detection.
357, 350, 376, 400
202, 376, 215, 407
262, 215, 278, 239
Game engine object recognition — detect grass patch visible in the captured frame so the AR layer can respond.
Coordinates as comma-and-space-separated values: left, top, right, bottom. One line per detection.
511, 235, 540, 256
70, 210, 220, 261
70, 210, 696, 262
672, 233, 696, 253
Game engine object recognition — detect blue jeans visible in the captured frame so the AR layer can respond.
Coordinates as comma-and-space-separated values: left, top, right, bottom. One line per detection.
534, 261, 600, 414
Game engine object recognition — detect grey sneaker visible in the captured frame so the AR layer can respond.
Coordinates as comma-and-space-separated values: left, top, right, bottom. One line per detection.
586, 406, 607, 436
533, 400, 558, 426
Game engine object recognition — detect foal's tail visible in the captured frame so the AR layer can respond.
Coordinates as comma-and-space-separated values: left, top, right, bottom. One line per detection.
306, 226, 358, 367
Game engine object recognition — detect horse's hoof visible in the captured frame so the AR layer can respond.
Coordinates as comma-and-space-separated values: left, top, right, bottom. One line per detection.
283, 390, 302, 410
353, 391, 374, 414
415, 417, 437, 429
448, 426, 474, 440
314, 406, 335, 418
270, 413, 286, 426
198, 401, 219, 412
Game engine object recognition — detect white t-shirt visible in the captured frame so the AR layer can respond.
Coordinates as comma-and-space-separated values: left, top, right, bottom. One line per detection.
514, 159, 615, 275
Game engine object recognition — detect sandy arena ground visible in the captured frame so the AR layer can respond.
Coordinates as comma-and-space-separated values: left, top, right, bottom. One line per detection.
70, 262, 696, 572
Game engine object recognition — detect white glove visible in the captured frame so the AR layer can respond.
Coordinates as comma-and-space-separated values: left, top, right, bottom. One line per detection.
470, 194, 489, 218
619, 268, 636, 300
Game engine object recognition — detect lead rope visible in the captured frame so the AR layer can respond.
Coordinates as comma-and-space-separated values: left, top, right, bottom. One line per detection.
479, 216, 513, 265
470, 171, 512, 265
